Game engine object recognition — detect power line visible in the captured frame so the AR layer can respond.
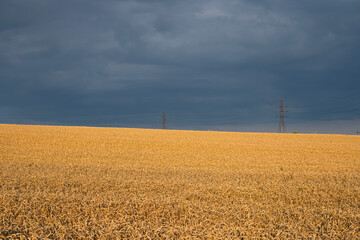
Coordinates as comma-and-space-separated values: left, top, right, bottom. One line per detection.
301, 90, 360, 114
314, 91, 360, 107
289, 90, 360, 120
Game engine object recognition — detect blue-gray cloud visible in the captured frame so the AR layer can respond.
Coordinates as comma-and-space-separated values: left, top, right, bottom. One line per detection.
0, 0, 359, 133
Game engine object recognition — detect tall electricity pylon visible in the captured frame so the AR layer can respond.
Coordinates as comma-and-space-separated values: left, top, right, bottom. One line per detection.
162, 112, 166, 130
277, 99, 287, 133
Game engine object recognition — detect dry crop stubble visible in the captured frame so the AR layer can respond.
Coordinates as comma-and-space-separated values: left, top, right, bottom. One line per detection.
0, 124, 359, 239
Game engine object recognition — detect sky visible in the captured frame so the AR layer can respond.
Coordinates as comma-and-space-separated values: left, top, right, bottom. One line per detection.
1, 0, 360, 134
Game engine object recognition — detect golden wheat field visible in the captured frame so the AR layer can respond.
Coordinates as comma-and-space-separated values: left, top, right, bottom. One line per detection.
0, 124, 360, 239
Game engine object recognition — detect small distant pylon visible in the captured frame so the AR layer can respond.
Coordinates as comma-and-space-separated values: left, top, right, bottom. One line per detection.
162, 112, 166, 130
277, 99, 287, 133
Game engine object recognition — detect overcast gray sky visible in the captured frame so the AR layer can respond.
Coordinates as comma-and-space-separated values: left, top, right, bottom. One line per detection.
1, 0, 360, 134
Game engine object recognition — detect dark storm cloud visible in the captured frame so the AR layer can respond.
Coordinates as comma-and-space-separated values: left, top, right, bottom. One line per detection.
0, 0, 359, 133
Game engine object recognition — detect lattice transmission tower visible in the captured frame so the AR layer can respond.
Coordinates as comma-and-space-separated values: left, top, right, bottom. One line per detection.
277, 99, 287, 133
162, 112, 166, 129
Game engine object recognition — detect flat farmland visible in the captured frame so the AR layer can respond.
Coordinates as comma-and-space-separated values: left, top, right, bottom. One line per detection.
0, 124, 359, 239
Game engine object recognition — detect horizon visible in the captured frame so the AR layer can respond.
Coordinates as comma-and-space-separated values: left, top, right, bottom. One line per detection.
1, 123, 358, 136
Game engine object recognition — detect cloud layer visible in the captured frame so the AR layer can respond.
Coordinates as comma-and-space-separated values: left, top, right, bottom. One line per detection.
1, 0, 360, 133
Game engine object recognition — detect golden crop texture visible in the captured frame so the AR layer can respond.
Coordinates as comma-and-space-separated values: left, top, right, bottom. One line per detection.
1, 124, 360, 239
